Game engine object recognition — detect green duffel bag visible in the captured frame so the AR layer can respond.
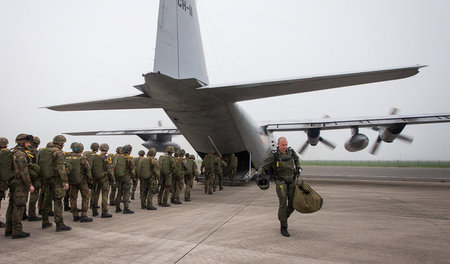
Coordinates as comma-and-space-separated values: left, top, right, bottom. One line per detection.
293, 179, 323, 214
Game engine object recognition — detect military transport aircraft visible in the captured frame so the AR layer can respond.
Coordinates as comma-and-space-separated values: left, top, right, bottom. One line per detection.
47, 0, 450, 183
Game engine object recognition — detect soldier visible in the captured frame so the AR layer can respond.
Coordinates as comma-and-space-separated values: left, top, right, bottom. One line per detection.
229, 153, 238, 186
37, 142, 55, 217
39, 135, 71, 232
213, 153, 227, 191
0, 137, 14, 229
184, 154, 198, 202
85, 143, 99, 211
171, 150, 186, 204
91, 143, 114, 218
138, 148, 159, 210
256, 137, 301, 237
114, 144, 135, 214
66, 143, 93, 223
109, 146, 121, 206
201, 150, 215, 195
158, 146, 176, 207
132, 150, 145, 200
5, 134, 35, 239
25, 136, 42, 221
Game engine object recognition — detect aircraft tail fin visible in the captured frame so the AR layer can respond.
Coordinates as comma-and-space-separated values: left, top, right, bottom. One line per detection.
154, 0, 209, 84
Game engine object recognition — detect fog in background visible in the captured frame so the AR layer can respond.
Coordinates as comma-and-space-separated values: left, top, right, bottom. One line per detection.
1, 0, 449, 160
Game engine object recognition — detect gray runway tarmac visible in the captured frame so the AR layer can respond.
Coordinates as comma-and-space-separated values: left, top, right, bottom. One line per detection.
1, 166, 449, 264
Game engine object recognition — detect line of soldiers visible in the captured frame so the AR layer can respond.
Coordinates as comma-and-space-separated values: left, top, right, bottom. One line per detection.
0, 134, 238, 239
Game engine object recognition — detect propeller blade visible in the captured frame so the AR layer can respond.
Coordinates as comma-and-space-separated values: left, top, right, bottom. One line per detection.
390, 107, 399, 115
370, 136, 382, 155
397, 134, 414, 143
298, 141, 309, 155
319, 137, 336, 150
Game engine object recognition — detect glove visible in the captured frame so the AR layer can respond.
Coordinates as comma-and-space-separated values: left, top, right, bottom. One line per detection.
295, 167, 302, 175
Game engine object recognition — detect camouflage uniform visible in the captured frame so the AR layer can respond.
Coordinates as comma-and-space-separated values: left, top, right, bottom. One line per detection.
109, 147, 121, 205
5, 134, 34, 238
184, 154, 198, 201
0, 137, 13, 229
171, 150, 186, 204
138, 148, 159, 210
39, 135, 71, 232
132, 150, 145, 200
201, 151, 215, 195
213, 154, 227, 191
91, 144, 114, 218
258, 146, 300, 234
25, 137, 42, 221
229, 154, 238, 186
114, 145, 135, 214
66, 143, 93, 222
84, 143, 99, 211
158, 146, 176, 206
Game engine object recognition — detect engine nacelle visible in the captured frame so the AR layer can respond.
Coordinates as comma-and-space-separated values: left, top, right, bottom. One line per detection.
306, 128, 320, 146
379, 123, 406, 143
344, 133, 369, 152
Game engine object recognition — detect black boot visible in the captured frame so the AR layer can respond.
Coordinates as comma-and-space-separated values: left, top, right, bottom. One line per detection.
42, 222, 53, 229
12, 231, 30, 239
160, 203, 170, 207
80, 216, 93, 223
101, 213, 113, 218
5, 230, 12, 237
28, 216, 42, 222
73, 216, 81, 222
92, 211, 99, 217
48, 211, 54, 216
280, 226, 290, 237
64, 205, 71, 212
123, 208, 134, 214
22, 212, 28, 220
146, 206, 157, 210
115, 207, 122, 213
56, 224, 71, 232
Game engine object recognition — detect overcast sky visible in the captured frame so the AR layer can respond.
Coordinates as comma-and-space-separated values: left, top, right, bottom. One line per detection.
1, 0, 449, 160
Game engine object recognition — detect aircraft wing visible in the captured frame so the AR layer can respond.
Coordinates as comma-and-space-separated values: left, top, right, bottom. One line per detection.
65, 128, 181, 137
197, 65, 425, 102
264, 113, 450, 132
45, 94, 161, 111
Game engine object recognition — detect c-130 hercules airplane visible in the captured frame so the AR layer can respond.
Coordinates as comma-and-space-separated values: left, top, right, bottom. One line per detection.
48, 0, 450, 184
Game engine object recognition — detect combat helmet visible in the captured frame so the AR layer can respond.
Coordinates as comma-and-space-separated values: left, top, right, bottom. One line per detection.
256, 174, 270, 190
147, 148, 157, 157
90, 143, 99, 151
99, 143, 109, 152
32, 136, 40, 147
16, 134, 34, 144
138, 150, 145, 156
71, 142, 84, 153
0, 137, 8, 148
53, 135, 66, 146
166, 145, 174, 154
116, 146, 122, 154
122, 144, 132, 154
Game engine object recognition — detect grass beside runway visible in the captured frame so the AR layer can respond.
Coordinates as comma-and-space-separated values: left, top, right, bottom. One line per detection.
302, 160, 450, 168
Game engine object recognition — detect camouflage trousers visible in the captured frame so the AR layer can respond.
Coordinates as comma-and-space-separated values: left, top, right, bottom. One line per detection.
91, 177, 110, 214
204, 170, 214, 194
184, 174, 193, 200
115, 175, 131, 209
230, 169, 236, 186
109, 175, 118, 204
131, 178, 139, 197
215, 170, 223, 190
27, 180, 41, 218
158, 173, 171, 204
171, 174, 183, 202
140, 178, 156, 208
69, 182, 90, 217
42, 178, 66, 226
275, 180, 295, 228
5, 184, 28, 235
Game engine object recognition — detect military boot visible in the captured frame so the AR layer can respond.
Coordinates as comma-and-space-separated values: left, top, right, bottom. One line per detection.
73, 216, 81, 222
173, 201, 182, 205
115, 207, 122, 213
146, 206, 157, 210
123, 208, 134, 214
12, 231, 30, 239
28, 216, 42, 222
101, 213, 113, 218
56, 224, 72, 232
5, 230, 12, 237
160, 203, 170, 207
42, 222, 53, 229
64, 205, 71, 212
48, 211, 55, 216
280, 226, 290, 237
22, 212, 28, 220
0, 221, 6, 228
80, 216, 93, 223
92, 210, 99, 217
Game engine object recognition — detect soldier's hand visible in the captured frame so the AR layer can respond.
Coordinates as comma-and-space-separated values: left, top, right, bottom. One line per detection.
88, 183, 93, 189
64, 183, 69, 191
29, 185, 35, 193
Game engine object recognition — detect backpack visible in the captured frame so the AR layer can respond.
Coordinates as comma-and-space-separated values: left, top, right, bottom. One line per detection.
37, 148, 56, 179
91, 154, 105, 180
65, 156, 83, 185
113, 155, 126, 178
0, 149, 14, 184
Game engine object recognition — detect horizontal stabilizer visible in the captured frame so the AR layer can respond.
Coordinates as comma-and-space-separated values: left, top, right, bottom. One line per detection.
198, 65, 425, 102
46, 94, 161, 111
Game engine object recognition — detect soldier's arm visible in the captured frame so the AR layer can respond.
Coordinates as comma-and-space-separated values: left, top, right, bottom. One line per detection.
222, 160, 227, 167
14, 152, 33, 190
82, 157, 93, 184
128, 157, 136, 180
193, 162, 199, 176
152, 159, 161, 180
257, 153, 275, 174
53, 150, 68, 184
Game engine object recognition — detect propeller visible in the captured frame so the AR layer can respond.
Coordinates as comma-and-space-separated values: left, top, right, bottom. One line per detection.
298, 128, 336, 155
